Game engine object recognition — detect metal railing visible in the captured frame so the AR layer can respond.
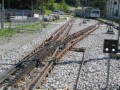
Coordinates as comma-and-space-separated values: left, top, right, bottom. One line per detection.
0, 9, 41, 31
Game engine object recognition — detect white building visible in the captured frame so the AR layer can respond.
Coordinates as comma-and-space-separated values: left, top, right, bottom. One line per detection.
106, 0, 120, 17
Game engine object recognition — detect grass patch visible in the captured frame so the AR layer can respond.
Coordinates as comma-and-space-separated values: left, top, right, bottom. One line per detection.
0, 28, 19, 37
16, 22, 41, 31
53, 18, 65, 23
0, 22, 43, 36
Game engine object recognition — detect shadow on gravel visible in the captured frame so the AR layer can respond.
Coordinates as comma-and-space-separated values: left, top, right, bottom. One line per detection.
55, 57, 119, 65
88, 57, 119, 62
56, 60, 82, 65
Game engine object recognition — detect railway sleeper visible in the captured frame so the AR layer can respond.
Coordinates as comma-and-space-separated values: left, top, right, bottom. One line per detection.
33, 23, 100, 89
1, 22, 99, 89
71, 47, 86, 52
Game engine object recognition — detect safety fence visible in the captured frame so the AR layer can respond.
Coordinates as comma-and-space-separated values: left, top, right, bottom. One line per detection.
0, 9, 42, 31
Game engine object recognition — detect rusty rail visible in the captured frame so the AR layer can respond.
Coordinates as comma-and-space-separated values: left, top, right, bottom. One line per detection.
0, 18, 75, 89
29, 23, 100, 89
0, 19, 99, 90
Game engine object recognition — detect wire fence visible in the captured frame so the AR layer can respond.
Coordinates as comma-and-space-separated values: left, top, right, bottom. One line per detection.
0, 9, 42, 31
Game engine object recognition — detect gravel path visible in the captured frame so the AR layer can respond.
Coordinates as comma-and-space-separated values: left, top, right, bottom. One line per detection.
42, 19, 120, 89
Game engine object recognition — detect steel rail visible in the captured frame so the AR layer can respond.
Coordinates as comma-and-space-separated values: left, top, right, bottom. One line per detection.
19, 23, 99, 89
0, 19, 75, 89
28, 47, 60, 90
30, 23, 100, 89
1, 20, 99, 89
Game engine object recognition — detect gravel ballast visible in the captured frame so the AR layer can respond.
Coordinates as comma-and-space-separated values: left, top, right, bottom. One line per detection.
42, 20, 120, 89
76, 24, 120, 89
1, 18, 119, 90
0, 19, 69, 75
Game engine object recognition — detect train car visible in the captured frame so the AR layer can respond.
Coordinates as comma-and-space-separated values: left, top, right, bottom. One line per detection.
74, 7, 100, 18
74, 8, 82, 17
90, 8, 100, 18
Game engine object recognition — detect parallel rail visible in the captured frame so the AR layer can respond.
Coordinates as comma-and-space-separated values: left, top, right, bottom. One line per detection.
29, 23, 100, 89
0, 18, 75, 89
0, 18, 100, 90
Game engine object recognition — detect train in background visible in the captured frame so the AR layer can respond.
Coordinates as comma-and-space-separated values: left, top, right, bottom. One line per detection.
74, 7, 100, 18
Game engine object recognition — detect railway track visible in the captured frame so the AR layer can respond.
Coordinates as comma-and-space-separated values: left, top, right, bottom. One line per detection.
28, 22, 100, 89
0, 18, 100, 90
0, 20, 71, 85
0, 18, 75, 90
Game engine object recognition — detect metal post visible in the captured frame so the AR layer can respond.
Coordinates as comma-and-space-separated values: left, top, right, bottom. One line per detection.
8, 0, 10, 8
36, 0, 38, 12
118, 0, 120, 51
107, 0, 111, 18
41, 2, 44, 31
82, 5, 83, 21
107, 0, 114, 34
110, 0, 112, 17
31, 0, 34, 13
1, 0, 4, 29
111, 0, 114, 32
106, 54, 111, 90
81, 0, 84, 23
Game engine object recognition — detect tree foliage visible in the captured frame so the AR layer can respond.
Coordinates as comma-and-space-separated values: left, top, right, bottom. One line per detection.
60, 0, 69, 12
3, 0, 108, 16
46, 0, 55, 10
56, 0, 79, 6
39, 0, 70, 12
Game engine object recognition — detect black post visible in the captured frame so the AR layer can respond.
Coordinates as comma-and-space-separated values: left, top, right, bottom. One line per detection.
31, 0, 34, 13
118, 0, 120, 50
41, 2, 44, 30
8, 0, 10, 8
107, 0, 114, 34
1, 0, 4, 29
106, 54, 111, 90
36, 0, 38, 13
112, 0, 115, 25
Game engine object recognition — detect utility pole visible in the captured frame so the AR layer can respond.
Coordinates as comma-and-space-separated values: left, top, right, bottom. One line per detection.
118, 0, 120, 51
36, 0, 38, 13
107, 0, 114, 34
81, 0, 86, 23
31, 0, 34, 13
41, 2, 44, 31
1, 0, 4, 29
106, 54, 111, 90
8, 0, 10, 8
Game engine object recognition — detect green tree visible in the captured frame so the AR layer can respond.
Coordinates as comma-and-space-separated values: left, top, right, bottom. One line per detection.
38, 0, 48, 14
60, 0, 69, 12
46, 0, 55, 10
